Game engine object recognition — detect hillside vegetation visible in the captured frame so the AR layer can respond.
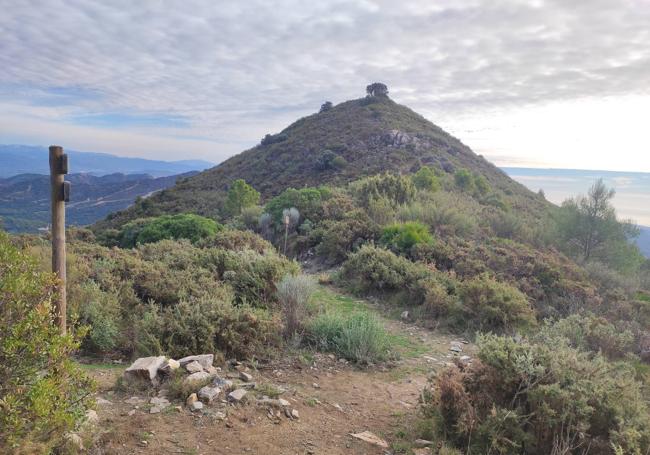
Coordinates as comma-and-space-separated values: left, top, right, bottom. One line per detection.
94, 94, 546, 230
4, 88, 650, 454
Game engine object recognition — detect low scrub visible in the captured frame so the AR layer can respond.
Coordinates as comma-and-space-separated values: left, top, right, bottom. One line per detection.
421, 333, 650, 455
0, 232, 94, 453
306, 311, 391, 364
135, 294, 282, 360
380, 221, 433, 255
276, 274, 316, 338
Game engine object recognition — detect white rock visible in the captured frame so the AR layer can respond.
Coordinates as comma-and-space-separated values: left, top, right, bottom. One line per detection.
159, 358, 180, 374
178, 354, 214, 370
85, 409, 99, 426
350, 431, 389, 449
125, 396, 145, 405
186, 393, 198, 407
400, 310, 410, 320
185, 360, 204, 373
278, 398, 290, 407
149, 397, 170, 408
190, 401, 204, 412
198, 386, 221, 403
124, 356, 166, 385
228, 388, 247, 402
290, 409, 300, 419
183, 371, 211, 386
66, 433, 84, 450
414, 439, 433, 448
239, 371, 253, 382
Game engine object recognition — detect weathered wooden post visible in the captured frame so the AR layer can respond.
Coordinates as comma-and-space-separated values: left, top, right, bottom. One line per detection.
49, 145, 69, 334
283, 213, 290, 256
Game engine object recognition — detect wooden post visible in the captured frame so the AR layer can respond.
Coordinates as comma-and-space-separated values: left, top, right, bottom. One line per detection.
49, 145, 68, 334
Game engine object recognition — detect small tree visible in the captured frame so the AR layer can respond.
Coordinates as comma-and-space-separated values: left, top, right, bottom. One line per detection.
320, 101, 333, 113
366, 82, 389, 97
225, 179, 261, 216
412, 166, 440, 192
557, 179, 640, 264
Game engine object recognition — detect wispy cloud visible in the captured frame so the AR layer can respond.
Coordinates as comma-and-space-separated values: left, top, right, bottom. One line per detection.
1, 0, 649, 164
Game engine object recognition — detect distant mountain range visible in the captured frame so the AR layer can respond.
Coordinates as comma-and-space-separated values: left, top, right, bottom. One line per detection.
0, 145, 214, 177
0, 172, 196, 232
638, 226, 650, 258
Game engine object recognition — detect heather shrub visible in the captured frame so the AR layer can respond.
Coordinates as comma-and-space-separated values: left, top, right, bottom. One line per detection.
538, 313, 635, 360
136, 213, 222, 245
421, 334, 650, 455
202, 247, 299, 306
199, 228, 274, 253
306, 311, 391, 364
276, 274, 316, 338
380, 221, 433, 255
458, 274, 536, 333
338, 244, 429, 302
351, 172, 416, 208
77, 281, 121, 353
412, 166, 440, 192
135, 293, 282, 359
0, 232, 94, 453
314, 210, 379, 263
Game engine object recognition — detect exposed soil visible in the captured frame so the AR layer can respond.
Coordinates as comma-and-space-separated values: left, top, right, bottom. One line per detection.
85, 293, 473, 455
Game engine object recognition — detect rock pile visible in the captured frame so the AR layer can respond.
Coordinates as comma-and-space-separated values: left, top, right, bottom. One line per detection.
121, 354, 300, 420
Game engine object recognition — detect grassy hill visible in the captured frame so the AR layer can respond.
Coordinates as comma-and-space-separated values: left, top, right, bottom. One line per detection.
95, 95, 546, 230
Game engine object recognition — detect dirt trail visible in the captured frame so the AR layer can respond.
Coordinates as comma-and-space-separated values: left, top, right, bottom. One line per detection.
88, 292, 472, 455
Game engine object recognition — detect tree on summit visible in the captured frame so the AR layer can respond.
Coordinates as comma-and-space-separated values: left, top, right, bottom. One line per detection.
366, 82, 389, 97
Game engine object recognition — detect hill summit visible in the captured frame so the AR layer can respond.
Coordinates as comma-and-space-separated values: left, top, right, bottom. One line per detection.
96, 88, 539, 228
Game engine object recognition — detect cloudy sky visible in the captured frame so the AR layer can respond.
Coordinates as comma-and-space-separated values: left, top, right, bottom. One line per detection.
1, 0, 649, 171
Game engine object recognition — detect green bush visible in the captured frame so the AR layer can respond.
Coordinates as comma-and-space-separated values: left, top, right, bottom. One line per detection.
224, 179, 260, 216
338, 244, 429, 302
135, 294, 282, 359
77, 282, 121, 353
314, 211, 379, 264
0, 232, 93, 453
538, 313, 635, 360
412, 166, 440, 192
421, 333, 650, 455
454, 169, 474, 191
380, 221, 433, 254
265, 187, 326, 224
306, 312, 391, 364
458, 274, 535, 332
199, 229, 274, 254
136, 213, 222, 245
202, 247, 299, 306
351, 173, 416, 208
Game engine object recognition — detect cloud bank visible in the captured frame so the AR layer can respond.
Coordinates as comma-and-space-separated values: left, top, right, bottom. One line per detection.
1, 0, 649, 167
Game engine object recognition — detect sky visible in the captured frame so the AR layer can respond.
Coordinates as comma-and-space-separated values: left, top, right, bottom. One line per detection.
1, 0, 650, 171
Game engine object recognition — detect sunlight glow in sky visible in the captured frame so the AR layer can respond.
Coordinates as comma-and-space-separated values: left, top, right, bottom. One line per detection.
1, 0, 649, 170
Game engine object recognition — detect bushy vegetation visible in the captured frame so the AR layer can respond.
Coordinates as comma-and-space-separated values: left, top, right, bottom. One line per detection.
306, 311, 391, 364
421, 333, 650, 455
276, 274, 316, 338
380, 221, 433, 255
103, 213, 222, 247
0, 232, 93, 453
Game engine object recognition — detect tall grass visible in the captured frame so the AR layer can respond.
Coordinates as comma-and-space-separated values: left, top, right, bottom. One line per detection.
306, 311, 391, 364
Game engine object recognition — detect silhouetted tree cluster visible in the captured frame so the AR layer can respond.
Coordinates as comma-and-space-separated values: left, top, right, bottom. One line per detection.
366, 82, 389, 97
320, 101, 333, 113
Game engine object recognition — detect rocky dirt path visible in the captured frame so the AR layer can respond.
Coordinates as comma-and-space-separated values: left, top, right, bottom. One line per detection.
85, 287, 473, 455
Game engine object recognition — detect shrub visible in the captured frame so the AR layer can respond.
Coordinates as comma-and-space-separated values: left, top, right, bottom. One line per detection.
0, 231, 93, 453
380, 221, 433, 255
276, 275, 316, 338
314, 211, 379, 264
261, 132, 288, 145
454, 169, 474, 191
135, 294, 282, 359
202, 248, 300, 306
412, 166, 440, 192
265, 188, 325, 224
538, 313, 634, 360
306, 312, 391, 364
338, 244, 429, 302
199, 229, 273, 254
77, 282, 121, 353
224, 179, 260, 216
114, 217, 155, 248
458, 274, 535, 332
136, 213, 222, 245
351, 173, 416, 208
421, 334, 650, 455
